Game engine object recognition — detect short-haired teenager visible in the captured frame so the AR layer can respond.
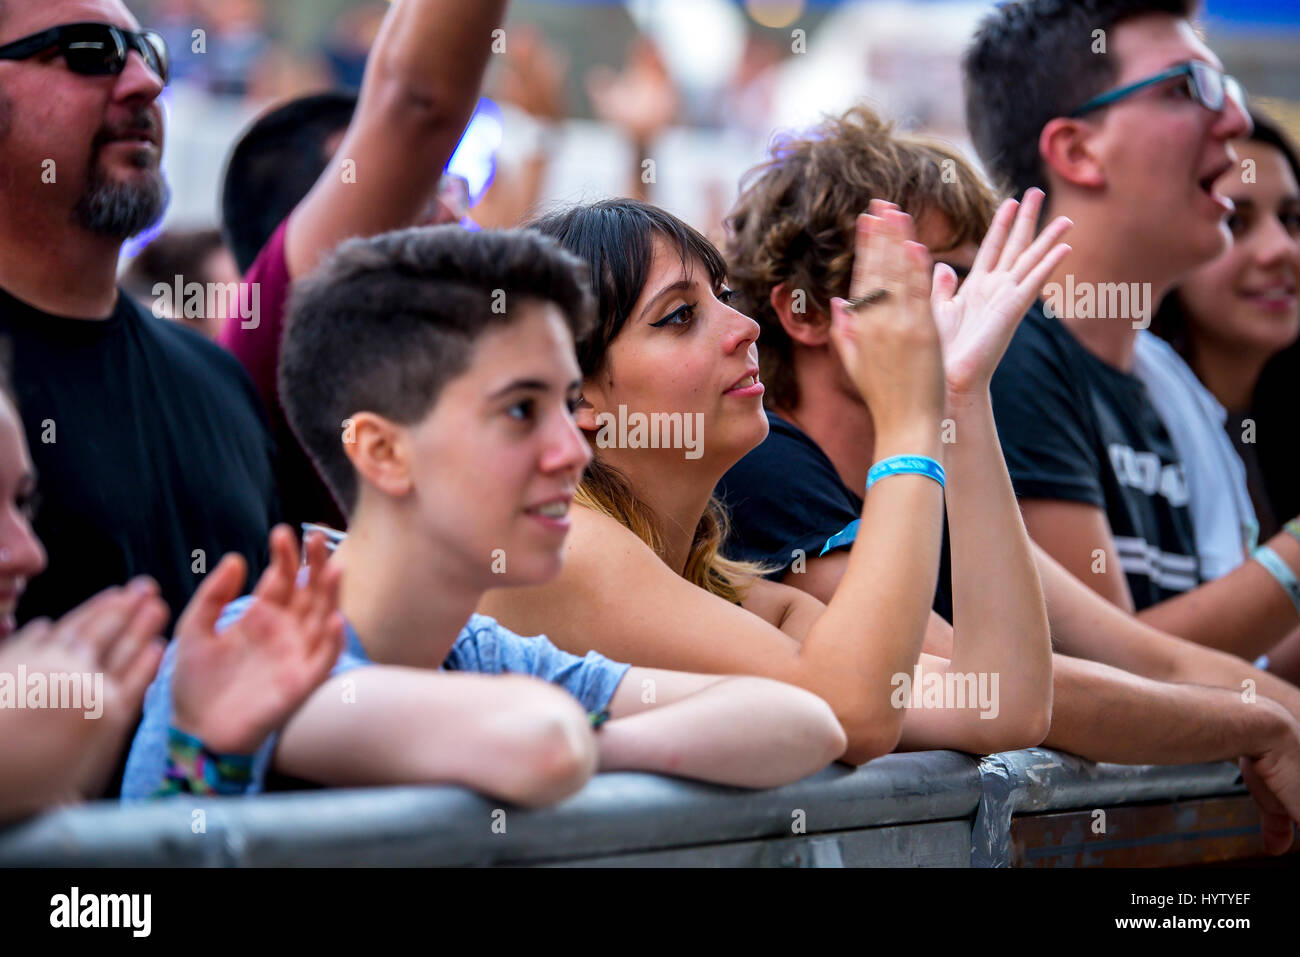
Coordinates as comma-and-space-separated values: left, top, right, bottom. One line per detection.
719, 104, 1300, 853
963, 0, 1300, 665
122, 227, 847, 802
478, 195, 1063, 763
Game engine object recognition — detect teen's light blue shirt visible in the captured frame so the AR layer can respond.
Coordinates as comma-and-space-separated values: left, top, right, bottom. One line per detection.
121, 598, 630, 800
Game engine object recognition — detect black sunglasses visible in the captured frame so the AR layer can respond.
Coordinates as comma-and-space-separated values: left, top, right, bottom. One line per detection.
0, 21, 169, 85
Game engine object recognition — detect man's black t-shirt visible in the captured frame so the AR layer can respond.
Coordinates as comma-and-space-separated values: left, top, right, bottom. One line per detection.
989, 302, 1199, 609
715, 409, 954, 623
0, 286, 280, 629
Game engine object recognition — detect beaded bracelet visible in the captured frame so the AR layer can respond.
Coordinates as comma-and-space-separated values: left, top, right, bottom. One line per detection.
154, 727, 256, 797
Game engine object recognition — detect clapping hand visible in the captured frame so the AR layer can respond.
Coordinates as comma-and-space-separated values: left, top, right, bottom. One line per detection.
930, 187, 1071, 400
828, 200, 946, 440
0, 580, 166, 816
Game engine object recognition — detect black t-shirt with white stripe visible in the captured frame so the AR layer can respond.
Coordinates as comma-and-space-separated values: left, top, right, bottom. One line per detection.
990, 302, 1200, 609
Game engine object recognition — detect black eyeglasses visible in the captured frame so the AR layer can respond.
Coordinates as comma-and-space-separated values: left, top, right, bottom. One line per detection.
1069, 61, 1246, 123
0, 21, 169, 85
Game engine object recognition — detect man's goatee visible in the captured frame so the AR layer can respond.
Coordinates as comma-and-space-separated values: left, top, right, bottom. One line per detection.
71, 165, 170, 239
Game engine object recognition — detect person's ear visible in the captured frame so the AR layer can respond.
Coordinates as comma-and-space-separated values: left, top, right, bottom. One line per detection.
341, 412, 412, 499
1039, 116, 1107, 192
770, 281, 831, 347
572, 380, 608, 436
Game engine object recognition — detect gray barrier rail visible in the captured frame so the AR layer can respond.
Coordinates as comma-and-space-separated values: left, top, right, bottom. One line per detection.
972, 748, 1249, 866
0, 749, 1252, 867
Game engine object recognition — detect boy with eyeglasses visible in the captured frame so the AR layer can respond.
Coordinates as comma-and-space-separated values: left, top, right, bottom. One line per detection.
964, 0, 1300, 666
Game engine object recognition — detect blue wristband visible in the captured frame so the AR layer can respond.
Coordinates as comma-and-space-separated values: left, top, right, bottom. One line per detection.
866, 454, 945, 491
1252, 545, 1300, 619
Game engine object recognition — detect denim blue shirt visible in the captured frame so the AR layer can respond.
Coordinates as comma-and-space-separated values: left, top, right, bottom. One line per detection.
121, 598, 629, 799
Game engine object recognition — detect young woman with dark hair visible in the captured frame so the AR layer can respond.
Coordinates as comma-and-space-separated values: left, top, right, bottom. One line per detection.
479, 196, 1068, 763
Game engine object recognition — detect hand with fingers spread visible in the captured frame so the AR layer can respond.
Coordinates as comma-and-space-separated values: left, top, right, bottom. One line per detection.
829, 199, 946, 439
931, 187, 1072, 399
0, 580, 167, 819
170, 526, 345, 757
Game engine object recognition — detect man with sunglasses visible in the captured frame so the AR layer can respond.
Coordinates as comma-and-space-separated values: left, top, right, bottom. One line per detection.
0, 2, 278, 717
964, 2, 1300, 664
0, 1, 509, 799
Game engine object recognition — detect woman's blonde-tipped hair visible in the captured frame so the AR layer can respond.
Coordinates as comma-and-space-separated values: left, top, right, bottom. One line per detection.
574, 457, 765, 605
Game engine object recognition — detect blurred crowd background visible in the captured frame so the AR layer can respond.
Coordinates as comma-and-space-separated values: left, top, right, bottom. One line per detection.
122, 0, 1300, 306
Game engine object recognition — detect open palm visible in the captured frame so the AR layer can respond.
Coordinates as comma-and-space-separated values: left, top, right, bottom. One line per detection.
170, 527, 344, 756
930, 187, 1072, 398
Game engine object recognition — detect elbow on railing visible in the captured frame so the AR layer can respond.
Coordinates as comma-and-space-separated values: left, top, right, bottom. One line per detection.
433, 678, 599, 809
489, 713, 598, 809
784, 689, 850, 776
960, 700, 1053, 757
1024, 698, 1054, 750
816, 711, 852, 770
728, 676, 850, 775
837, 704, 907, 767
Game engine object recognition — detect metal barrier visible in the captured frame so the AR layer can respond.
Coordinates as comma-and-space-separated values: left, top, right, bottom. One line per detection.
973, 749, 1252, 867
0, 749, 1266, 867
